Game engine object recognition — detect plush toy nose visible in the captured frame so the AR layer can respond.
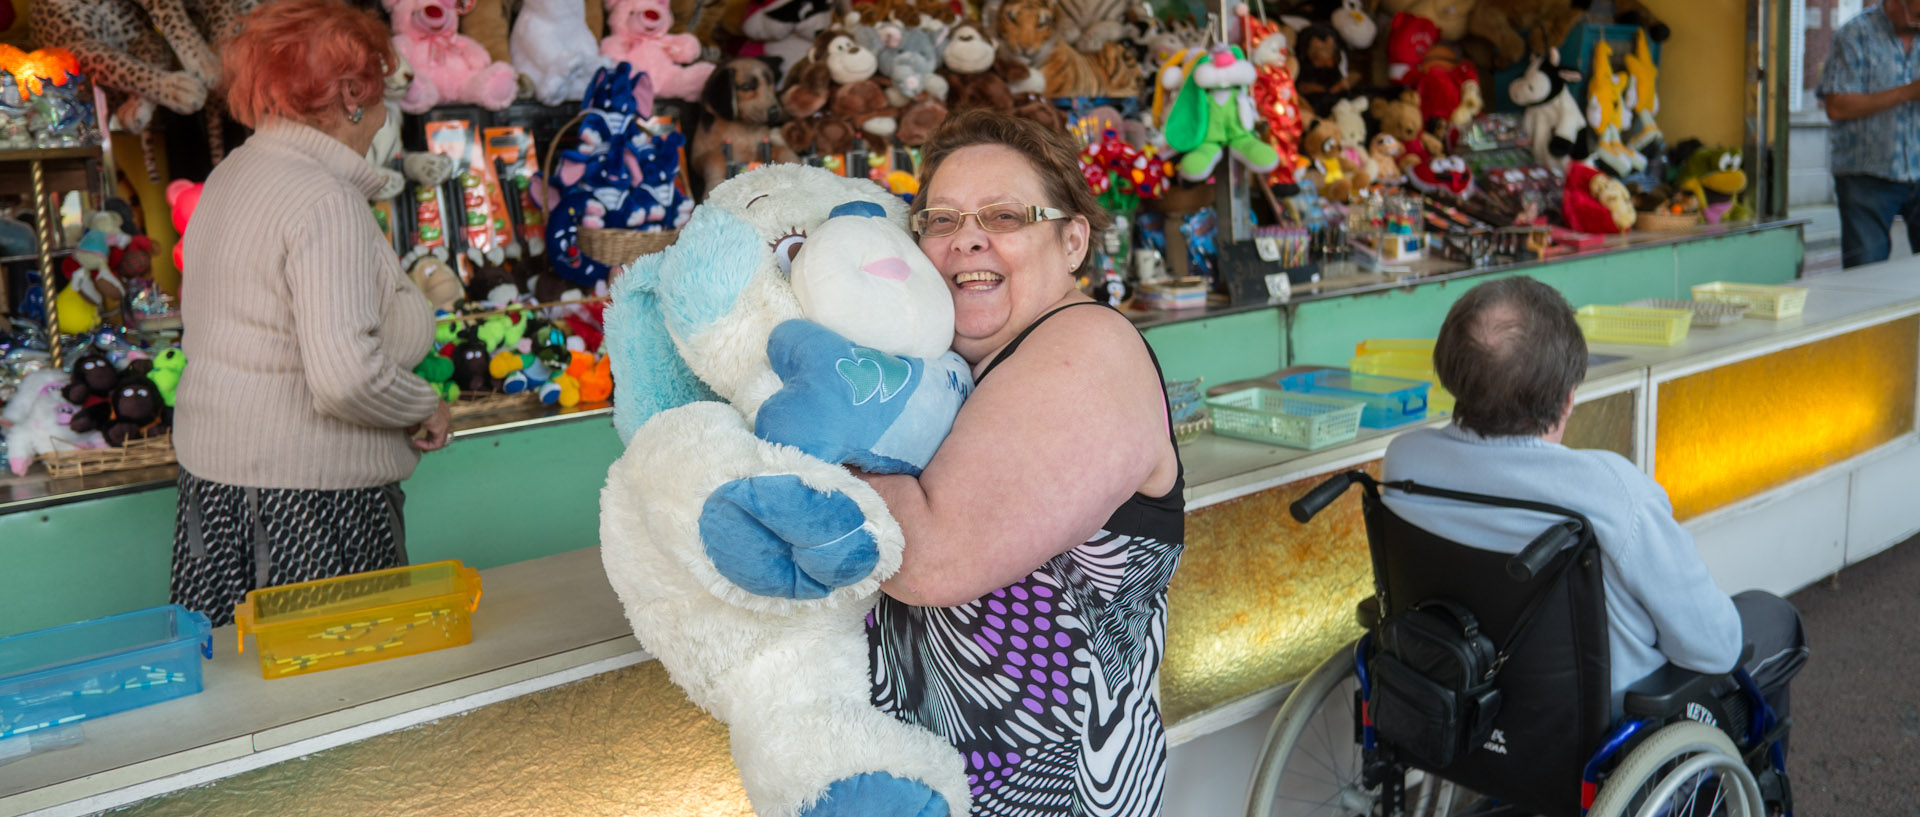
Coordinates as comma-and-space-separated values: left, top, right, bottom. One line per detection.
829, 200, 885, 219
424, 4, 444, 20
644, 8, 660, 21
863, 257, 911, 281
1213, 50, 1236, 67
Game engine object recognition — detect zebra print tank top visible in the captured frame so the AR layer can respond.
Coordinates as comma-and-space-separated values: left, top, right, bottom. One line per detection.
867, 302, 1187, 816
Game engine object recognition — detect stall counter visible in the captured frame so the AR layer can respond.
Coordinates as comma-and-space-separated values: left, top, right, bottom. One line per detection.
12, 257, 1919, 817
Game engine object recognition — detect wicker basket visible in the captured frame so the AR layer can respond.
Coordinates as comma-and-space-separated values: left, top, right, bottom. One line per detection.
447, 391, 538, 419
544, 112, 682, 269
580, 226, 677, 268
1636, 211, 1700, 232
42, 432, 177, 478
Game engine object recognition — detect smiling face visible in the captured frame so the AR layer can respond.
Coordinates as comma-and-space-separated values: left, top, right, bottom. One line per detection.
916, 143, 1089, 365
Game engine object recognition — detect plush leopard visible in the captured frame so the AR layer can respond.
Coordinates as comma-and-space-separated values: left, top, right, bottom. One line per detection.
29, 0, 220, 133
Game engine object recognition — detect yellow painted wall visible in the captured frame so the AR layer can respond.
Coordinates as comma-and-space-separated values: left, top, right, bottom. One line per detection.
1642, 0, 1750, 146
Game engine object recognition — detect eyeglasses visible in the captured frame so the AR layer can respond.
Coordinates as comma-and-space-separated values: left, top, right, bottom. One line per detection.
911, 203, 1068, 237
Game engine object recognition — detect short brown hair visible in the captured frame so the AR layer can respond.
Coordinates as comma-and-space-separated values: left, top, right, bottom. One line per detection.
220, 0, 393, 129
1433, 277, 1587, 437
912, 109, 1112, 277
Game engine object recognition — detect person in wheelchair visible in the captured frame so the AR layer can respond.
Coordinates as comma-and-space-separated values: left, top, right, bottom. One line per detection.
1384, 277, 1808, 725
1257, 276, 1808, 817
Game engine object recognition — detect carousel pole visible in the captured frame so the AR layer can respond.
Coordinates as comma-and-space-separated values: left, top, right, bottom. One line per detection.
31, 155, 59, 369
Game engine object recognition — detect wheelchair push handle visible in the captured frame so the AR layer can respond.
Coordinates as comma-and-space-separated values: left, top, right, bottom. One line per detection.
1291, 472, 1362, 523
1508, 519, 1582, 581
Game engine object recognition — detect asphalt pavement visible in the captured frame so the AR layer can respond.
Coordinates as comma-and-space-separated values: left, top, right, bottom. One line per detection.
1782, 533, 1920, 815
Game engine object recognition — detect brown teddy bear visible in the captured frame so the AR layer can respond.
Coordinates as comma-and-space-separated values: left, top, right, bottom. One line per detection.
1300, 116, 1370, 201
1372, 91, 1442, 169
780, 27, 899, 154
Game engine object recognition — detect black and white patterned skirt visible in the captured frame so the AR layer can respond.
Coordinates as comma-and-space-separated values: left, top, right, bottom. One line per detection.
171, 469, 408, 627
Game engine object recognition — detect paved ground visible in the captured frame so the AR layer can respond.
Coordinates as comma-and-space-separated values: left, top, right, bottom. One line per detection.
1782, 533, 1920, 815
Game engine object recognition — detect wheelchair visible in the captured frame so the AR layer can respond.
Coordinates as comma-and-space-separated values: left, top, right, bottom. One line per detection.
1243, 471, 1794, 817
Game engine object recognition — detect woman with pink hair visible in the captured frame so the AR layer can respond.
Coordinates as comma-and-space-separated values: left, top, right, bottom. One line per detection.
170, 0, 450, 626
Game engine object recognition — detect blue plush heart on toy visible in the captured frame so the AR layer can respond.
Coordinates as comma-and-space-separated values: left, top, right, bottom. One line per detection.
835, 347, 910, 404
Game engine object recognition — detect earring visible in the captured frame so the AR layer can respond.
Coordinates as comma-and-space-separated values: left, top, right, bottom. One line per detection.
348, 107, 364, 124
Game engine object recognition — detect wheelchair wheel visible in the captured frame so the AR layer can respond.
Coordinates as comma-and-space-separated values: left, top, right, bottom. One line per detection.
1245, 641, 1460, 817
1587, 721, 1765, 817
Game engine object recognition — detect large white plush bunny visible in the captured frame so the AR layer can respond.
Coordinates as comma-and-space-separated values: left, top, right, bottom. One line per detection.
599, 165, 971, 817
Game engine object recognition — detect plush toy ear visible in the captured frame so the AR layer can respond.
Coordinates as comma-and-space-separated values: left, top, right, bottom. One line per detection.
606, 249, 718, 444
702, 63, 738, 120
1164, 57, 1209, 153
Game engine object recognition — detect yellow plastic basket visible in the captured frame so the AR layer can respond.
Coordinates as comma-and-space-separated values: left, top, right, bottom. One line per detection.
1353, 338, 1437, 355
1689, 282, 1808, 320
1575, 305, 1694, 346
234, 561, 482, 679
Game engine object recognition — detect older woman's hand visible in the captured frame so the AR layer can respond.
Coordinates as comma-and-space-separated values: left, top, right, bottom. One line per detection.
410, 401, 453, 452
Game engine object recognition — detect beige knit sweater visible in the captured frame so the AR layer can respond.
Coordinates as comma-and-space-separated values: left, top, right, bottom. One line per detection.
174, 119, 439, 490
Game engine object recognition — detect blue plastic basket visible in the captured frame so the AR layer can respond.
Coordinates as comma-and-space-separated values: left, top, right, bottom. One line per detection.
1279, 369, 1430, 428
0, 605, 213, 739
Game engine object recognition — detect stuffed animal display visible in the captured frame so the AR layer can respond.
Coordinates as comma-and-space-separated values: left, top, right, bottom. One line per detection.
512, 0, 611, 105
544, 65, 690, 286
1584, 38, 1644, 177
1562, 159, 1635, 233
780, 27, 899, 155
691, 57, 800, 197
3, 368, 107, 476
600, 0, 714, 101
386, 0, 520, 113
1672, 142, 1750, 224
1164, 46, 1279, 182
1510, 47, 1589, 171
599, 164, 971, 817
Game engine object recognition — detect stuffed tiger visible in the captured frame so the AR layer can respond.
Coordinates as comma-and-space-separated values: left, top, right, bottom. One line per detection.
994, 0, 1137, 98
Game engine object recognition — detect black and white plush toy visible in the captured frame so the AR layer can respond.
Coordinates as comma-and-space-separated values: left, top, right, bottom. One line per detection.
1509, 47, 1590, 172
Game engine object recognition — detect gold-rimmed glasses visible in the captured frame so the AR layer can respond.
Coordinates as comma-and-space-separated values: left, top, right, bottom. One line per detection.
911, 203, 1068, 237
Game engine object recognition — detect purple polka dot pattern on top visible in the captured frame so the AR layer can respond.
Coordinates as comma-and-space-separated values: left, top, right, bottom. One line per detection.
989, 600, 1006, 614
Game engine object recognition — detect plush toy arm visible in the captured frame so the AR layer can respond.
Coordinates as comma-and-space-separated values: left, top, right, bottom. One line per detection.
1237, 88, 1260, 132
758, 319, 970, 477
607, 400, 905, 610
664, 33, 704, 63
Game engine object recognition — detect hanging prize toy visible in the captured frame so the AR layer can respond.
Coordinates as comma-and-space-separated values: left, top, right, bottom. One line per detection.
1165, 43, 1280, 182
1238, 3, 1303, 187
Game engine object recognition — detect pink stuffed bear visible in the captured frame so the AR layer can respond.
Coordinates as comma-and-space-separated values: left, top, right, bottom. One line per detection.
600, 0, 715, 101
386, 0, 519, 113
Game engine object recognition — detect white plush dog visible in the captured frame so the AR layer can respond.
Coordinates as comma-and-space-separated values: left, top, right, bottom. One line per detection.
599, 165, 970, 817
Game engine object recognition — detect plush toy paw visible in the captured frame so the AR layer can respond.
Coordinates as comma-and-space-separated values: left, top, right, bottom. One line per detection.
698, 474, 879, 599
798, 772, 950, 817
156, 72, 209, 115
